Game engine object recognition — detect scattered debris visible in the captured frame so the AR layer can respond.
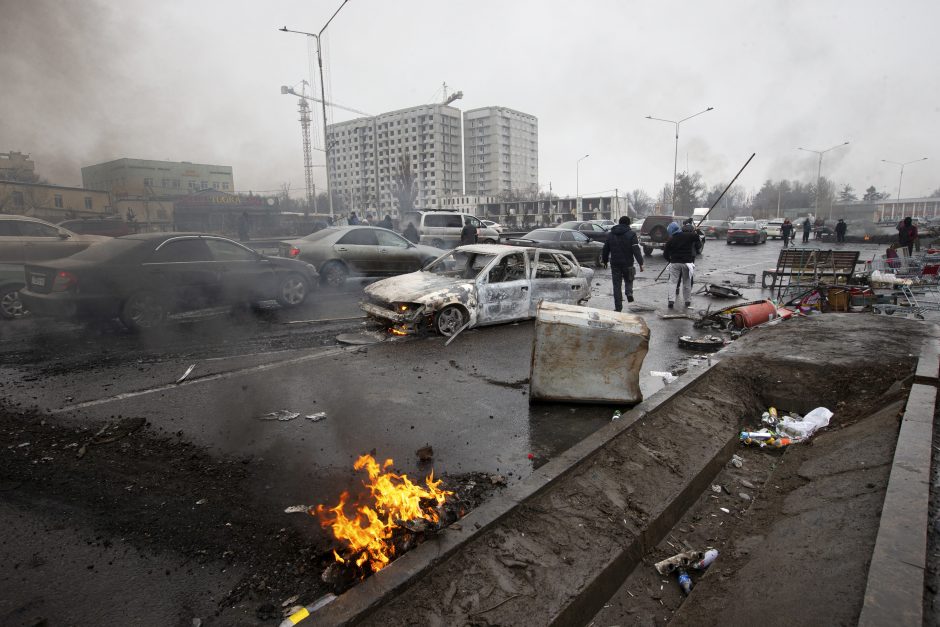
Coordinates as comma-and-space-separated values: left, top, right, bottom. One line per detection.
699, 283, 743, 298
284, 505, 311, 514
488, 474, 507, 486
416, 444, 434, 462
176, 363, 196, 384
195, 498, 207, 505
739, 479, 756, 489
650, 371, 678, 384
692, 549, 719, 570
304, 412, 327, 422
611, 410, 622, 421
277, 594, 337, 627
677, 570, 693, 595
729, 454, 744, 468
719, 507, 731, 514
710, 484, 722, 494
257, 410, 300, 422
678, 334, 724, 352
739, 492, 752, 501
654, 550, 704, 575
280, 595, 300, 608
742, 406, 833, 448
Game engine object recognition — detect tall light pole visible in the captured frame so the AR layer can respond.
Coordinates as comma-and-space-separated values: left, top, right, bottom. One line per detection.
279, 0, 351, 221
575, 154, 589, 219
797, 142, 849, 220
646, 107, 713, 215
881, 157, 928, 202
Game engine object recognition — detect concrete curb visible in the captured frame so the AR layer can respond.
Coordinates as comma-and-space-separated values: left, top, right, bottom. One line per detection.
858, 332, 939, 627
311, 359, 722, 625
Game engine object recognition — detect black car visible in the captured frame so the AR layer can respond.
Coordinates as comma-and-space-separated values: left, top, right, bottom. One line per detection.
20, 233, 319, 331
505, 228, 605, 266
556, 220, 610, 242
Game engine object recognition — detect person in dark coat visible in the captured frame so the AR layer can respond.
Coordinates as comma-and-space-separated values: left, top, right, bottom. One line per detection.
801, 217, 812, 243
348, 212, 360, 225
403, 222, 419, 244
835, 219, 847, 243
781, 219, 794, 247
601, 217, 645, 311
663, 223, 698, 309
378, 214, 394, 230
897, 216, 918, 256
460, 223, 478, 246
238, 211, 250, 242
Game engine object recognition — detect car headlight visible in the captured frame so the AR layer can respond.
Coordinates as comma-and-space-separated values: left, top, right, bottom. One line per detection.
392, 302, 421, 313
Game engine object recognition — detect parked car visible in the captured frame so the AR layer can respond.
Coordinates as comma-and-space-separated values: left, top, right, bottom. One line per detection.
589, 219, 616, 228
361, 244, 594, 336
400, 210, 500, 248
630, 218, 645, 234
58, 218, 135, 238
764, 220, 784, 239
278, 226, 446, 288
504, 228, 605, 266
0, 263, 28, 319
557, 220, 611, 242
726, 222, 768, 245
638, 215, 704, 256
20, 233, 318, 331
699, 219, 730, 239
480, 219, 504, 232
0, 214, 108, 263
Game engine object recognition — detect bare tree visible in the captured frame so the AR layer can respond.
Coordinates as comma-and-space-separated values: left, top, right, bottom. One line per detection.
626, 189, 653, 216
392, 154, 417, 213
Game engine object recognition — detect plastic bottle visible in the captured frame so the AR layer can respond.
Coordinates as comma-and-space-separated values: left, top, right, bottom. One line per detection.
692, 549, 718, 570
612, 410, 622, 421
677, 570, 693, 595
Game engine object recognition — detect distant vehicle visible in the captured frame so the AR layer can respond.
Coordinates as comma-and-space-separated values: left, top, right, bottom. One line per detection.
480, 219, 504, 232
0, 214, 108, 264
361, 244, 593, 336
698, 219, 730, 239
20, 233, 318, 331
400, 210, 500, 248
589, 219, 616, 228
278, 226, 446, 288
692, 207, 710, 220
637, 215, 704, 256
58, 218, 134, 238
0, 264, 28, 319
504, 228, 605, 266
557, 220, 611, 242
630, 218, 645, 234
765, 220, 784, 239
726, 222, 768, 245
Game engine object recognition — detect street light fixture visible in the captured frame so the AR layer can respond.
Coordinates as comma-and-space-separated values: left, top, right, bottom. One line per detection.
279, 0, 351, 221
576, 154, 589, 218
645, 107, 714, 214
881, 157, 928, 202
797, 142, 849, 220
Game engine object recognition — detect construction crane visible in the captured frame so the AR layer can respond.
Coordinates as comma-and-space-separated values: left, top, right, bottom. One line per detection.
441, 82, 463, 106
280, 84, 372, 117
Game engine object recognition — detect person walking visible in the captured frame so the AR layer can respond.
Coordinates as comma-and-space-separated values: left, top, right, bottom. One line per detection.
663, 222, 698, 309
238, 211, 250, 242
897, 216, 918, 256
601, 216, 644, 311
460, 221, 478, 245
801, 217, 812, 244
378, 214, 394, 230
835, 219, 847, 243
403, 221, 419, 244
781, 219, 794, 247
348, 212, 360, 225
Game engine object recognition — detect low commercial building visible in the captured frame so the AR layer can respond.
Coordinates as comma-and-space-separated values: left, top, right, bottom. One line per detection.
81, 158, 235, 199
438, 194, 631, 229
0, 181, 112, 222
0, 151, 37, 182
171, 189, 281, 237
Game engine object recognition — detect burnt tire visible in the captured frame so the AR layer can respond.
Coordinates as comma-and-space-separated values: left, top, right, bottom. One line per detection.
276, 273, 308, 307
319, 261, 348, 289
434, 305, 466, 337
0, 285, 27, 319
643, 245, 654, 256
120, 291, 166, 332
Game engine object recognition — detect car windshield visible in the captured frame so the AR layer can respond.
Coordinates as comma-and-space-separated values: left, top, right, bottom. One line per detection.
424, 250, 497, 279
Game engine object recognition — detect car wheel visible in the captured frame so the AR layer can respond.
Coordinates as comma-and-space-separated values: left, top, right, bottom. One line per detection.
650, 226, 666, 242
319, 261, 349, 288
595, 254, 604, 268
643, 245, 654, 256
276, 273, 308, 307
120, 291, 166, 332
431, 238, 446, 249
482, 238, 496, 244
434, 305, 466, 337
0, 286, 28, 319
726, 239, 732, 245
696, 241, 705, 256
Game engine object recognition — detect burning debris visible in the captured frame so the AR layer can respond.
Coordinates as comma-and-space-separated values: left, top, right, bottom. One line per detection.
314, 454, 462, 590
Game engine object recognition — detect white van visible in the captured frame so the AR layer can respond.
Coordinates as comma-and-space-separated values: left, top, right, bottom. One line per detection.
401, 211, 501, 248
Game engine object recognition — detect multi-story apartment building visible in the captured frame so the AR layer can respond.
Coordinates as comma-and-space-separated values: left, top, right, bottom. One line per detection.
463, 107, 538, 197
81, 158, 234, 199
0, 151, 37, 182
326, 104, 463, 217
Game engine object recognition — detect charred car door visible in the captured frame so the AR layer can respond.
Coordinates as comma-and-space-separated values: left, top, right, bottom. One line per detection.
143, 237, 219, 312
204, 237, 276, 303
527, 251, 586, 315
477, 251, 530, 324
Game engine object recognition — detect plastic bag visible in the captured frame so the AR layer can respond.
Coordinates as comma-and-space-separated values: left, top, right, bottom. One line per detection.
775, 407, 832, 441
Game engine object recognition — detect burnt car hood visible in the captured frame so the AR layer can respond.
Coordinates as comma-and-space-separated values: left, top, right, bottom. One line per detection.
365, 271, 473, 304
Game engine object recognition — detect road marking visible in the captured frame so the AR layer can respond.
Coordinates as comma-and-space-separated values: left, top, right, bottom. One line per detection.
51, 346, 349, 414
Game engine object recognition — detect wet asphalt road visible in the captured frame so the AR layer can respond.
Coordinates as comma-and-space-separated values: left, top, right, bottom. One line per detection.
0, 239, 889, 499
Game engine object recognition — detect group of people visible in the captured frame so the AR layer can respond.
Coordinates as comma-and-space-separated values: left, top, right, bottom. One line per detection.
778, 217, 848, 247
601, 216, 700, 312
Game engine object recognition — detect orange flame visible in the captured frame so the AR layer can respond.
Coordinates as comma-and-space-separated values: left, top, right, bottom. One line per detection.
315, 455, 453, 573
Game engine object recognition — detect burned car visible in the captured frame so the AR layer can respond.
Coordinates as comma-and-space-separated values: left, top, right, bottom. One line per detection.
361, 244, 594, 336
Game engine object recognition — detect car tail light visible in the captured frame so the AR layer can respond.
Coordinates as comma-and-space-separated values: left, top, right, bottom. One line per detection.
289, 247, 300, 258
52, 271, 77, 292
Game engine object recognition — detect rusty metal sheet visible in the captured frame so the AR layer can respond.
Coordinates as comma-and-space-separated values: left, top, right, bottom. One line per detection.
529, 301, 649, 404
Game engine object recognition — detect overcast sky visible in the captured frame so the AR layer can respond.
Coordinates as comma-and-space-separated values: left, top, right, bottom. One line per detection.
2, 0, 938, 201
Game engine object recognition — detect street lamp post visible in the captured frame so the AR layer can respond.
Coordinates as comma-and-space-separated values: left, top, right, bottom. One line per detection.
645, 107, 714, 215
797, 142, 849, 220
881, 157, 928, 205
575, 154, 589, 219
279, 0, 351, 222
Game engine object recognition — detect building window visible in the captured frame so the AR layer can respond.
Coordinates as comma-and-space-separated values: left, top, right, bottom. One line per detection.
212, 182, 220, 190
143, 178, 154, 187
54, 194, 63, 208
12, 191, 24, 207
222, 182, 229, 190
84, 197, 93, 210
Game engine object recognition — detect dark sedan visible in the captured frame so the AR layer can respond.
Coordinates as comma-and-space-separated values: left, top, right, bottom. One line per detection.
556, 221, 610, 242
505, 228, 605, 266
20, 233, 319, 331
726, 222, 768, 245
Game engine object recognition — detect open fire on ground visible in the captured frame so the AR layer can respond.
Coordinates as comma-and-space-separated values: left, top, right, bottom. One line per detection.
314, 454, 464, 591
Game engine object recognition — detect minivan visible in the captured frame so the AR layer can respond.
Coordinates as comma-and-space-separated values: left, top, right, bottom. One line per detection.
401, 211, 501, 248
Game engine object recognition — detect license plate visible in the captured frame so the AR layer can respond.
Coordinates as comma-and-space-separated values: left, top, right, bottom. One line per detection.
30, 273, 45, 287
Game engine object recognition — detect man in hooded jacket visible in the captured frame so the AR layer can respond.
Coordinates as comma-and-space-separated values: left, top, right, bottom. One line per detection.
602, 216, 644, 311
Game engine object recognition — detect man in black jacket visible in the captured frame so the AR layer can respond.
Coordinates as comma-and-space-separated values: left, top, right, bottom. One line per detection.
602, 216, 644, 311
663, 222, 699, 309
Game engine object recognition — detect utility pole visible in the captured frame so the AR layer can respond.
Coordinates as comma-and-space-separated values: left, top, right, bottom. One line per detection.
798, 142, 849, 221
